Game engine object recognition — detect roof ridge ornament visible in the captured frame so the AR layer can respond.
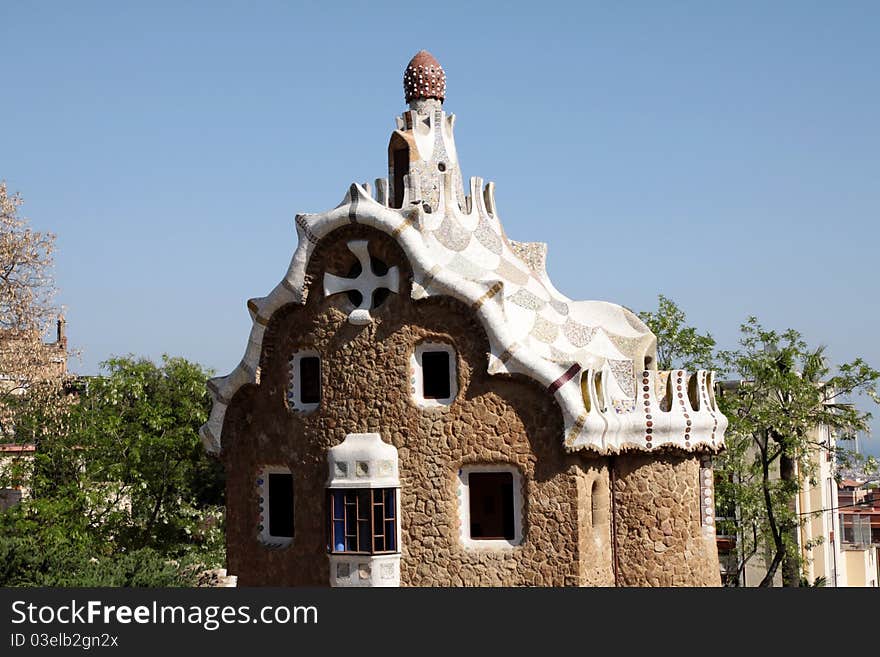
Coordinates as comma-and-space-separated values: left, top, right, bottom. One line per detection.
404, 50, 446, 104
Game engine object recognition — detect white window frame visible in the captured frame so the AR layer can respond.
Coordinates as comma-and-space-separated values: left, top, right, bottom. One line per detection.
258, 466, 294, 549
411, 342, 458, 407
288, 350, 321, 413
457, 464, 524, 549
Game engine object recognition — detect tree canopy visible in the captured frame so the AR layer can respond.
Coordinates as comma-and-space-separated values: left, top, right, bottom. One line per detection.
0, 355, 224, 586
0, 182, 62, 433
638, 294, 716, 371
639, 295, 879, 586
716, 319, 878, 586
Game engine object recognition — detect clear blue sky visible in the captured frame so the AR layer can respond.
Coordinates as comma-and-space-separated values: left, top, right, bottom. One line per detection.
3, 2, 879, 456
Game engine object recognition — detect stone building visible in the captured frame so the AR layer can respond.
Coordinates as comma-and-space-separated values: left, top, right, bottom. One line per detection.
201, 51, 727, 587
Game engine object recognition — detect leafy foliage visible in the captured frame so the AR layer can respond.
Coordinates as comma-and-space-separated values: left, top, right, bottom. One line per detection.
0, 185, 222, 586
638, 295, 717, 371
0, 355, 224, 587
641, 296, 879, 587
716, 318, 879, 586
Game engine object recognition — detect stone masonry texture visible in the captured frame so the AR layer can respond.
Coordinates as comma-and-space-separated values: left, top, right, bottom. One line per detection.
612, 452, 721, 586
221, 224, 720, 586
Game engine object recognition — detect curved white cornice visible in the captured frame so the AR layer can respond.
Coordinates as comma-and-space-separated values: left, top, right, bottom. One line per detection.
201, 179, 726, 457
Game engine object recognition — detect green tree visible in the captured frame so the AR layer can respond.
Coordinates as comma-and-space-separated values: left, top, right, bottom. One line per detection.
0, 355, 225, 586
640, 296, 879, 587
58, 355, 223, 549
638, 295, 717, 371
717, 319, 879, 587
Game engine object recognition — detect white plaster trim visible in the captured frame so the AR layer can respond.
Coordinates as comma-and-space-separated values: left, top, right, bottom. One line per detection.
200, 111, 726, 457
329, 553, 400, 587
257, 466, 293, 549
457, 465, 524, 549
326, 433, 399, 489
327, 434, 401, 587
410, 342, 458, 407
322, 239, 400, 325
287, 350, 320, 413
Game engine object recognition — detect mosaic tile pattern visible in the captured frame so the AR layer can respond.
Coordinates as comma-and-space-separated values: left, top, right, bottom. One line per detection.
404, 50, 446, 102
549, 298, 569, 316
494, 257, 531, 286
530, 316, 559, 344
609, 359, 635, 399
563, 318, 595, 347
201, 67, 725, 458
549, 346, 572, 363
509, 288, 546, 311
509, 240, 547, 273
433, 217, 471, 251
446, 254, 486, 279
474, 216, 503, 254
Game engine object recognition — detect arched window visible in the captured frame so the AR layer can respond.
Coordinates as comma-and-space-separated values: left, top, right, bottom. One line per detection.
388, 133, 410, 209
591, 479, 608, 527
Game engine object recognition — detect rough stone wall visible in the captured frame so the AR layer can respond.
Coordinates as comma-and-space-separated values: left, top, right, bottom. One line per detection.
575, 460, 614, 585
222, 224, 609, 586
612, 452, 721, 586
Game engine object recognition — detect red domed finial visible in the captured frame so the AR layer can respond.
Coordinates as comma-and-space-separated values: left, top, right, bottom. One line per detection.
403, 50, 446, 103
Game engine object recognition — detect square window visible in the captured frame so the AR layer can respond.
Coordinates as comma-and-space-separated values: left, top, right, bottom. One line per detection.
0, 488, 22, 511
459, 466, 523, 547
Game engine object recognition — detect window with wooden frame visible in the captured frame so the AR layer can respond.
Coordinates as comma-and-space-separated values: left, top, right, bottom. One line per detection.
328, 488, 397, 555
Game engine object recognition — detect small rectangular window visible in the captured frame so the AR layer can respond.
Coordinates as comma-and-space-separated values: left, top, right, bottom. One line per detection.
299, 356, 321, 405
288, 351, 321, 412
468, 472, 515, 540
268, 473, 294, 539
422, 350, 451, 399
412, 343, 457, 407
